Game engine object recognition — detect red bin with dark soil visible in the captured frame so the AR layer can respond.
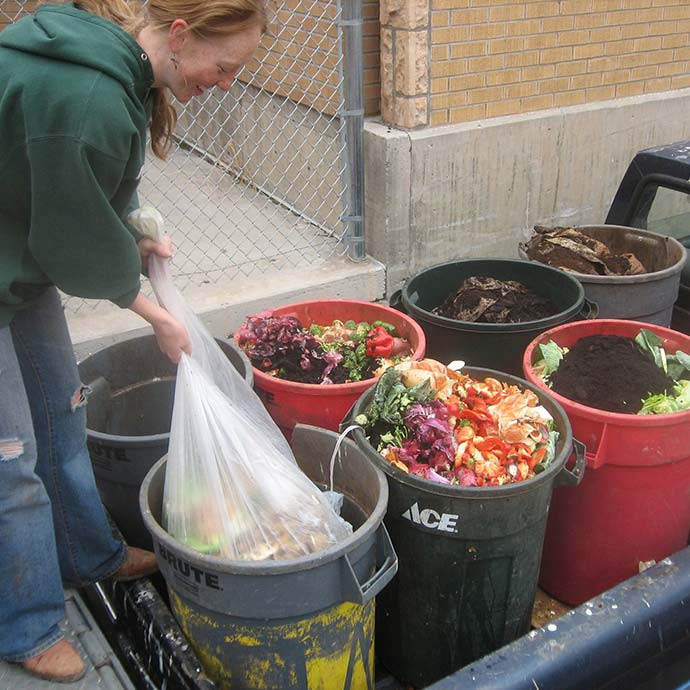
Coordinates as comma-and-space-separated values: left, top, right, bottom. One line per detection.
523, 319, 690, 605
235, 299, 426, 439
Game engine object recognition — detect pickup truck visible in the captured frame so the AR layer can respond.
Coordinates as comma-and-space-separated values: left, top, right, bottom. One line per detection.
3, 141, 690, 690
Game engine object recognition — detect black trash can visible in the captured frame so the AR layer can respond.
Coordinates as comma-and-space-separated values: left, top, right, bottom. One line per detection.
392, 258, 588, 376
78, 334, 252, 550
343, 367, 584, 688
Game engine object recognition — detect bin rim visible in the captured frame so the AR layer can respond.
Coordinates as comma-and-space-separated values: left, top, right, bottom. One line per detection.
87, 428, 170, 445
139, 425, 391, 575
400, 258, 586, 334
80, 333, 253, 442
519, 224, 688, 285
233, 298, 427, 395
522, 318, 690, 425
348, 365, 575, 499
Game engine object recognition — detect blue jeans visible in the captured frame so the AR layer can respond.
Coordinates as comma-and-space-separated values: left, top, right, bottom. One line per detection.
0, 289, 126, 661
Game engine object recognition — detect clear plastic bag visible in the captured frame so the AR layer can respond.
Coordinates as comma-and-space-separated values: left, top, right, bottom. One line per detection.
129, 207, 352, 560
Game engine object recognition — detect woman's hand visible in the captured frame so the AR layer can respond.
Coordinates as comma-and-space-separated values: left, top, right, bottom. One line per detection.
138, 235, 173, 273
128, 292, 191, 363
152, 311, 191, 363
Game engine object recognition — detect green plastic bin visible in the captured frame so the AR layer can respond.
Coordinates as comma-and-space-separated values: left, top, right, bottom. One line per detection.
343, 366, 584, 688
391, 258, 589, 376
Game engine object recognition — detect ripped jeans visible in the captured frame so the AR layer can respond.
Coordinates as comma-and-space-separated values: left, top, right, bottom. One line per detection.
0, 288, 126, 661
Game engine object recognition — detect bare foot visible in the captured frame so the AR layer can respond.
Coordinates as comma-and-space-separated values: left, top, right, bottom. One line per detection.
23, 638, 85, 683
112, 546, 158, 581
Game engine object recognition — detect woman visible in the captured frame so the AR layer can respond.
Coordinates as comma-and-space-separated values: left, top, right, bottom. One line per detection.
0, 0, 264, 681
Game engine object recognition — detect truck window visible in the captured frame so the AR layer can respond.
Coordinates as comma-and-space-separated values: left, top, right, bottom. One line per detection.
632, 185, 690, 242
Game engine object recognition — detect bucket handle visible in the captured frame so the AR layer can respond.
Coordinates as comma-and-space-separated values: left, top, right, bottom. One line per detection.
340, 401, 360, 432
554, 438, 586, 487
589, 423, 609, 470
389, 289, 406, 314
580, 297, 599, 320
83, 376, 112, 431
340, 523, 398, 605
85, 375, 112, 399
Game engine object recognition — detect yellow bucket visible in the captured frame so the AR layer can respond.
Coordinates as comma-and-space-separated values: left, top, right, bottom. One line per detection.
140, 426, 397, 690
173, 593, 374, 689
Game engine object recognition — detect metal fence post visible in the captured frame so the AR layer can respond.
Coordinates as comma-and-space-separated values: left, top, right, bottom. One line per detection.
339, 0, 366, 261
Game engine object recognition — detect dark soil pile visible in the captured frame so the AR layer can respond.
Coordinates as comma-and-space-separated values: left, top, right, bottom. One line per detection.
433, 276, 557, 323
550, 335, 675, 413
521, 225, 647, 276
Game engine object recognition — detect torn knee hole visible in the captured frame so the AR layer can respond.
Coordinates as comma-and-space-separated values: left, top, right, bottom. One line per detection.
70, 384, 91, 412
0, 439, 24, 462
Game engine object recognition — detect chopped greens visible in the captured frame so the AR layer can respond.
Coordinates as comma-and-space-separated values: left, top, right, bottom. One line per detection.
355, 367, 435, 428
639, 380, 690, 415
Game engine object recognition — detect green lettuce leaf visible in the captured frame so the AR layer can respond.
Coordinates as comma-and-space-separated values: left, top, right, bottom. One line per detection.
635, 328, 667, 373
668, 351, 690, 381
533, 341, 566, 380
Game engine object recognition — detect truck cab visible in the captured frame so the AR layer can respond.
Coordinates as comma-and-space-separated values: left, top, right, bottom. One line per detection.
606, 140, 690, 332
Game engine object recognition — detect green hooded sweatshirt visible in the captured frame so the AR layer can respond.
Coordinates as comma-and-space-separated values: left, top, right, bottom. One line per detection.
0, 2, 155, 326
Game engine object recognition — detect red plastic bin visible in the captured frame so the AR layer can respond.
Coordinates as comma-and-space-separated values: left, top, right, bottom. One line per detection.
523, 319, 690, 605
235, 299, 426, 439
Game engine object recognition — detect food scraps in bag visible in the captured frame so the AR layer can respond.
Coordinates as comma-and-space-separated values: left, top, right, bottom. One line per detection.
161, 354, 355, 562
130, 206, 355, 563
355, 360, 558, 487
236, 312, 412, 384
166, 489, 341, 560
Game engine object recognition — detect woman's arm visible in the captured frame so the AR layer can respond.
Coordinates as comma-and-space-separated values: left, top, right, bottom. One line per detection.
128, 292, 191, 363
130, 234, 190, 363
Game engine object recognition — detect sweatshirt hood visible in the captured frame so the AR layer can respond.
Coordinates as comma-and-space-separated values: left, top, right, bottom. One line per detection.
0, 3, 153, 101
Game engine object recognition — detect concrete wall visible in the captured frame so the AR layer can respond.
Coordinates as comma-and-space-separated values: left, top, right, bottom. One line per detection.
365, 87, 690, 293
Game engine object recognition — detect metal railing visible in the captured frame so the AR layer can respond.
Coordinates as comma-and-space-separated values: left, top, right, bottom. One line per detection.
1, 0, 364, 310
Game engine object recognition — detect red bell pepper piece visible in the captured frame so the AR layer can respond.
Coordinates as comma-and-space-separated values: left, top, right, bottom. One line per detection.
475, 437, 508, 462
365, 326, 394, 358
457, 408, 492, 424
446, 401, 461, 417
528, 447, 548, 470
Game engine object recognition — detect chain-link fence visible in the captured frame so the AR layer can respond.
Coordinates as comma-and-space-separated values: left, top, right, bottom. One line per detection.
1, 0, 364, 312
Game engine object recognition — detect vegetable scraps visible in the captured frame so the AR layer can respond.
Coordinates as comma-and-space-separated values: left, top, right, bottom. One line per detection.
533, 328, 690, 415
237, 311, 412, 385
355, 359, 558, 487
633, 329, 690, 414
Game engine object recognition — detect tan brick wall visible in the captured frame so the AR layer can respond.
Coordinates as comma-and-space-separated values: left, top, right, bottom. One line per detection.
363, 0, 381, 115
382, 0, 690, 128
